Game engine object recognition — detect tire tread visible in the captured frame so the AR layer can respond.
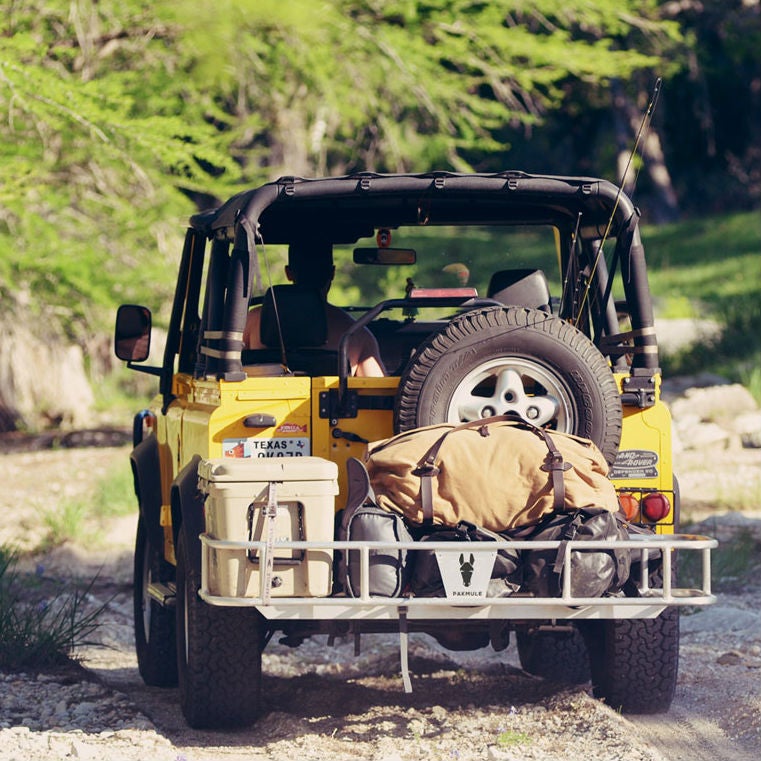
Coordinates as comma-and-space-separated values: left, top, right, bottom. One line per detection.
176, 531, 264, 729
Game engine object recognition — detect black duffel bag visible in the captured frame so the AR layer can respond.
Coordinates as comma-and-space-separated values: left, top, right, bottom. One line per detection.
409, 521, 522, 598
506, 507, 631, 598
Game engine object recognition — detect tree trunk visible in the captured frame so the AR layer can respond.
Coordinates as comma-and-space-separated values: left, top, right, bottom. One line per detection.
612, 80, 680, 223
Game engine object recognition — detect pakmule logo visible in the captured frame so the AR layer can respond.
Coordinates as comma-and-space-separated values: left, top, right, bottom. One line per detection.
459, 553, 475, 587
436, 548, 496, 598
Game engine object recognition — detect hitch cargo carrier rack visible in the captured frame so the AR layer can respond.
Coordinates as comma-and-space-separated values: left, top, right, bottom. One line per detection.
199, 532, 717, 620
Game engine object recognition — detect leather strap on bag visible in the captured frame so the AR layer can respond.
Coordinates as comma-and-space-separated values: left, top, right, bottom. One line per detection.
533, 424, 572, 512
412, 415, 571, 524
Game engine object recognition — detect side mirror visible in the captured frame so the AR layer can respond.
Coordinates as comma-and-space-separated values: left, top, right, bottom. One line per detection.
353, 247, 417, 265
115, 304, 152, 362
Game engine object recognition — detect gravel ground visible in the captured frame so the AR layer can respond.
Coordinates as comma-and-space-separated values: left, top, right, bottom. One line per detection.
1, 435, 760, 761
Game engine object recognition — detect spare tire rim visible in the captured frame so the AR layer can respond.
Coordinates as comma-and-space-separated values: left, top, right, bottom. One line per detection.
445, 357, 574, 430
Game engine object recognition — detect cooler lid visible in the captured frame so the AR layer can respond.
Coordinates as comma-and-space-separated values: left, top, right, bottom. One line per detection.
198, 456, 338, 483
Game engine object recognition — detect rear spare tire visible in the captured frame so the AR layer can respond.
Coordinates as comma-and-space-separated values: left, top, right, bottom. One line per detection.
395, 306, 622, 464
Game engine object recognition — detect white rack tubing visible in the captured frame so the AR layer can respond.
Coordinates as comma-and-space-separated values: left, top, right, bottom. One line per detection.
200, 533, 717, 608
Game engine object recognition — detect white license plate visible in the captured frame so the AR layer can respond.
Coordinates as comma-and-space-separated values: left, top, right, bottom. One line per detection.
222, 437, 310, 458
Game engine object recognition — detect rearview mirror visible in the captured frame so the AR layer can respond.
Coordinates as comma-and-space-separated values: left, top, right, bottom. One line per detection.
353, 247, 416, 265
115, 304, 152, 362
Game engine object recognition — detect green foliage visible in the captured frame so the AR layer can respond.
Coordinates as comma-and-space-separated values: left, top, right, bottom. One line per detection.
0, 1, 240, 337
679, 528, 761, 594
0, 546, 104, 670
0, 0, 754, 349
39, 456, 135, 549
174, 0, 675, 178
643, 211, 761, 394
497, 729, 532, 747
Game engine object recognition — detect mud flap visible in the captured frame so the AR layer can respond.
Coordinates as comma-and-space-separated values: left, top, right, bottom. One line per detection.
399, 606, 412, 693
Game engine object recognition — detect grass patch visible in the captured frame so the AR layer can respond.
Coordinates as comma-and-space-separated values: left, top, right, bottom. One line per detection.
0, 546, 104, 670
642, 210, 761, 397
41, 501, 93, 551
39, 458, 136, 550
643, 211, 760, 303
94, 458, 138, 519
661, 294, 761, 402
496, 729, 532, 747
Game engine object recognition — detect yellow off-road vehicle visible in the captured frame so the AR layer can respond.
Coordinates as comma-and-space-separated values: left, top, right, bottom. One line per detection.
115, 171, 716, 729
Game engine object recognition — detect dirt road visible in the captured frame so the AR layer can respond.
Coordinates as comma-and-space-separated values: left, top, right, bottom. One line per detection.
1, 444, 760, 760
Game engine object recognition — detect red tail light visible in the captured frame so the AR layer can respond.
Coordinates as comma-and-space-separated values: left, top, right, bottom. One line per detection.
616, 490, 673, 523
618, 492, 640, 521
642, 492, 671, 522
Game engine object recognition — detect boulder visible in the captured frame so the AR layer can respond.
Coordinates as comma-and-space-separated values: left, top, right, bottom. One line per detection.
669, 383, 759, 425
0, 321, 95, 431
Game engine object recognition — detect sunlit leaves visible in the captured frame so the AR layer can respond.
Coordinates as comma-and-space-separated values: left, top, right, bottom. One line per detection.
0, 0, 683, 338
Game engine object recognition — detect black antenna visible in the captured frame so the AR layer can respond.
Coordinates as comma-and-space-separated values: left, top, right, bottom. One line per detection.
560, 211, 583, 323
575, 77, 662, 324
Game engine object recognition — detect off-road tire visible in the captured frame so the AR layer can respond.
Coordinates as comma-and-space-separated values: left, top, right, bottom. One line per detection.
176, 530, 265, 729
516, 626, 591, 685
395, 306, 622, 464
133, 516, 177, 687
580, 606, 679, 714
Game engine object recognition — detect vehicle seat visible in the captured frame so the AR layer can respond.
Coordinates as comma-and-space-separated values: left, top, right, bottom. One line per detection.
369, 318, 444, 376
242, 285, 340, 375
260, 285, 328, 348
487, 268, 551, 312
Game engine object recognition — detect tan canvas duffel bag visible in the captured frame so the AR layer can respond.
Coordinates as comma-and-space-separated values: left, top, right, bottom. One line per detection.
365, 416, 619, 532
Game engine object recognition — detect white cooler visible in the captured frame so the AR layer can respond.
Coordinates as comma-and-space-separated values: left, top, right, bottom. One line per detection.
198, 457, 338, 598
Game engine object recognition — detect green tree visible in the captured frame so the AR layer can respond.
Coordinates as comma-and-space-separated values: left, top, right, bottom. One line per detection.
177, 0, 676, 179
0, 0, 683, 339
0, 0, 237, 336
658, 0, 761, 212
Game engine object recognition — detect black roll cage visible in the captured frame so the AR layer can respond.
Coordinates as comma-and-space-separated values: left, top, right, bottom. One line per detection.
159, 171, 657, 410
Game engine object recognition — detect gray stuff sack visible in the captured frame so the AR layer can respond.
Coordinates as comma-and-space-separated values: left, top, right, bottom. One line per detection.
341, 504, 413, 597
338, 457, 413, 597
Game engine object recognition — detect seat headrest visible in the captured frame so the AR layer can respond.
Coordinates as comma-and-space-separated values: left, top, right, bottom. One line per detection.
487, 268, 551, 310
260, 285, 328, 349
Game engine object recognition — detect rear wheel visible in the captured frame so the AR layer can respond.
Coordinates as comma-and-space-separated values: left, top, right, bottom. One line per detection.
395, 306, 622, 464
516, 626, 591, 685
133, 516, 177, 687
176, 529, 265, 729
580, 607, 679, 714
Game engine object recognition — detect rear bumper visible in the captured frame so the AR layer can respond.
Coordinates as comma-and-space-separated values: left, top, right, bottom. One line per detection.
199, 533, 716, 621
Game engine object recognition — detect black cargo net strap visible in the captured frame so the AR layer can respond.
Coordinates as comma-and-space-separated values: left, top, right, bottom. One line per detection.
413, 414, 570, 525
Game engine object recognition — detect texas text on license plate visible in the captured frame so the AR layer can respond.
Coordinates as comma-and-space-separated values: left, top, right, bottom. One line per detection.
222, 437, 310, 458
